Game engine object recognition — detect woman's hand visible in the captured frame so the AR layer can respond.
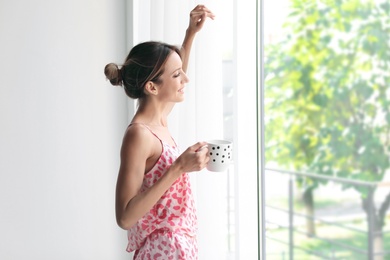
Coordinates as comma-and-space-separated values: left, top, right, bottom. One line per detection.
181, 5, 215, 72
187, 4, 215, 35
172, 142, 210, 173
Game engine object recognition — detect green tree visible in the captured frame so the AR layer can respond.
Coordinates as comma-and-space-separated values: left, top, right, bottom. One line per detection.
265, 0, 390, 255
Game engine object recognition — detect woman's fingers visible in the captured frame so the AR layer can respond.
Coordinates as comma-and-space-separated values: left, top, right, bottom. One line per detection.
177, 142, 209, 172
191, 6, 215, 20
188, 5, 215, 32
195, 144, 208, 152
194, 141, 208, 152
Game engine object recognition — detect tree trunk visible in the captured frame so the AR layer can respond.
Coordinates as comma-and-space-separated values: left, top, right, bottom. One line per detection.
373, 229, 383, 260
362, 190, 390, 260
302, 188, 316, 236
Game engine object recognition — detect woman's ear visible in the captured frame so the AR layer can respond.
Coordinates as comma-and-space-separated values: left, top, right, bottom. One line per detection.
144, 81, 158, 96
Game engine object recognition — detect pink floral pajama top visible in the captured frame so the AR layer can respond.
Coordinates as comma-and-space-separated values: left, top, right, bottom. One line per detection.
126, 126, 198, 260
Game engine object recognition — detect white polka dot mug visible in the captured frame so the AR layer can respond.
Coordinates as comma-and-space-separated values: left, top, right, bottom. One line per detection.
206, 140, 233, 172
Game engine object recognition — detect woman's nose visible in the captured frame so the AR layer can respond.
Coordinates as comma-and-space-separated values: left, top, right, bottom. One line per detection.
182, 72, 190, 83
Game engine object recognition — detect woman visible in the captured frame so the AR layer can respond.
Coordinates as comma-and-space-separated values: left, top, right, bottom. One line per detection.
104, 5, 215, 259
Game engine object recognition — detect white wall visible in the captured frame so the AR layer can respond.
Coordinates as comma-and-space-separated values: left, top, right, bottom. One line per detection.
0, 0, 130, 259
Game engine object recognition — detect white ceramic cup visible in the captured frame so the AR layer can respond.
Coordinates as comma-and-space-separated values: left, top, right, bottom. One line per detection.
206, 140, 233, 172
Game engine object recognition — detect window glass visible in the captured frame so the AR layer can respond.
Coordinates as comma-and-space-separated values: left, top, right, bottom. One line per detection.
265, 0, 390, 259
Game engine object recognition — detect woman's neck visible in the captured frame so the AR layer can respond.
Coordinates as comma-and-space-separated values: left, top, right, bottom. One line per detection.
133, 100, 172, 127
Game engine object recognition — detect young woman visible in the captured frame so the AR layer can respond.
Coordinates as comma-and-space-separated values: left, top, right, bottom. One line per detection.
104, 5, 215, 259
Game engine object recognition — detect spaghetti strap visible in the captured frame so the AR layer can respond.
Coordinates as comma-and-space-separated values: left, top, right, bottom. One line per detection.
128, 123, 163, 143
128, 123, 178, 148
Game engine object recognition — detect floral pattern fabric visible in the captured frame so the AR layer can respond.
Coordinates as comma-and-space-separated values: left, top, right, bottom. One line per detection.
126, 127, 198, 260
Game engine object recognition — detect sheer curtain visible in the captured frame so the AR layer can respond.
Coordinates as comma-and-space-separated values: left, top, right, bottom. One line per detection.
128, 0, 259, 259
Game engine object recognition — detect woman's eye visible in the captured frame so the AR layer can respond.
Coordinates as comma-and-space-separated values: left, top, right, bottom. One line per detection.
174, 72, 181, 78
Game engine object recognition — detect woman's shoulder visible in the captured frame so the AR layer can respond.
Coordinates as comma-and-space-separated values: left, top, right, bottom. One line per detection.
123, 123, 154, 145
121, 123, 163, 168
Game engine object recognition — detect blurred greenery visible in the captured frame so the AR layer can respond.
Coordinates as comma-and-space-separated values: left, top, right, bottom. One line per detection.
267, 219, 390, 259
264, 0, 390, 254
265, 0, 390, 186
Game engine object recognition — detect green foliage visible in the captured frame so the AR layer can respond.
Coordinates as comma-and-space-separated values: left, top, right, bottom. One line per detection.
265, 0, 390, 191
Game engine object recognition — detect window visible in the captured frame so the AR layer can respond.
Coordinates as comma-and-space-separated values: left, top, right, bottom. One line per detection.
264, 0, 390, 259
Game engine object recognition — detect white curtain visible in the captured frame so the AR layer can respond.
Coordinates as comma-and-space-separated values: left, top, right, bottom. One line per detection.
128, 0, 259, 259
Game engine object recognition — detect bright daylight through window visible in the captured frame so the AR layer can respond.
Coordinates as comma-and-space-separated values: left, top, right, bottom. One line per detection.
264, 0, 390, 259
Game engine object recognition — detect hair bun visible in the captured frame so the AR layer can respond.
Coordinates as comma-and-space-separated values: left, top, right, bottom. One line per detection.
104, 63, 123, 86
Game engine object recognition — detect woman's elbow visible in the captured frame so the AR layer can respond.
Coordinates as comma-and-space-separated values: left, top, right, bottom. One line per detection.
116, 215, 134, 230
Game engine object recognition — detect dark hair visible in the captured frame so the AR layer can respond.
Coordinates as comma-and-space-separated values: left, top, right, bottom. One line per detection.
104, 41, 181, 99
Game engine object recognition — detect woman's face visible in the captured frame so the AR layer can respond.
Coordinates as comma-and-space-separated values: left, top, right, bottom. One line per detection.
156, 51, 189, 103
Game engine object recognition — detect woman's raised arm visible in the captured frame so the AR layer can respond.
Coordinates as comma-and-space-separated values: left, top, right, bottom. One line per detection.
181, 4, 215, 73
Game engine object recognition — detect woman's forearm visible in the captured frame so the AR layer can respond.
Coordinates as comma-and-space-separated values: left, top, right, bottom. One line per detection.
181, 29, 196, 73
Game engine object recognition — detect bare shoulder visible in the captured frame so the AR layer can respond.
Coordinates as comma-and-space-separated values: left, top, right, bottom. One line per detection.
121, 124, 154, 156
120, 123, 163, 174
